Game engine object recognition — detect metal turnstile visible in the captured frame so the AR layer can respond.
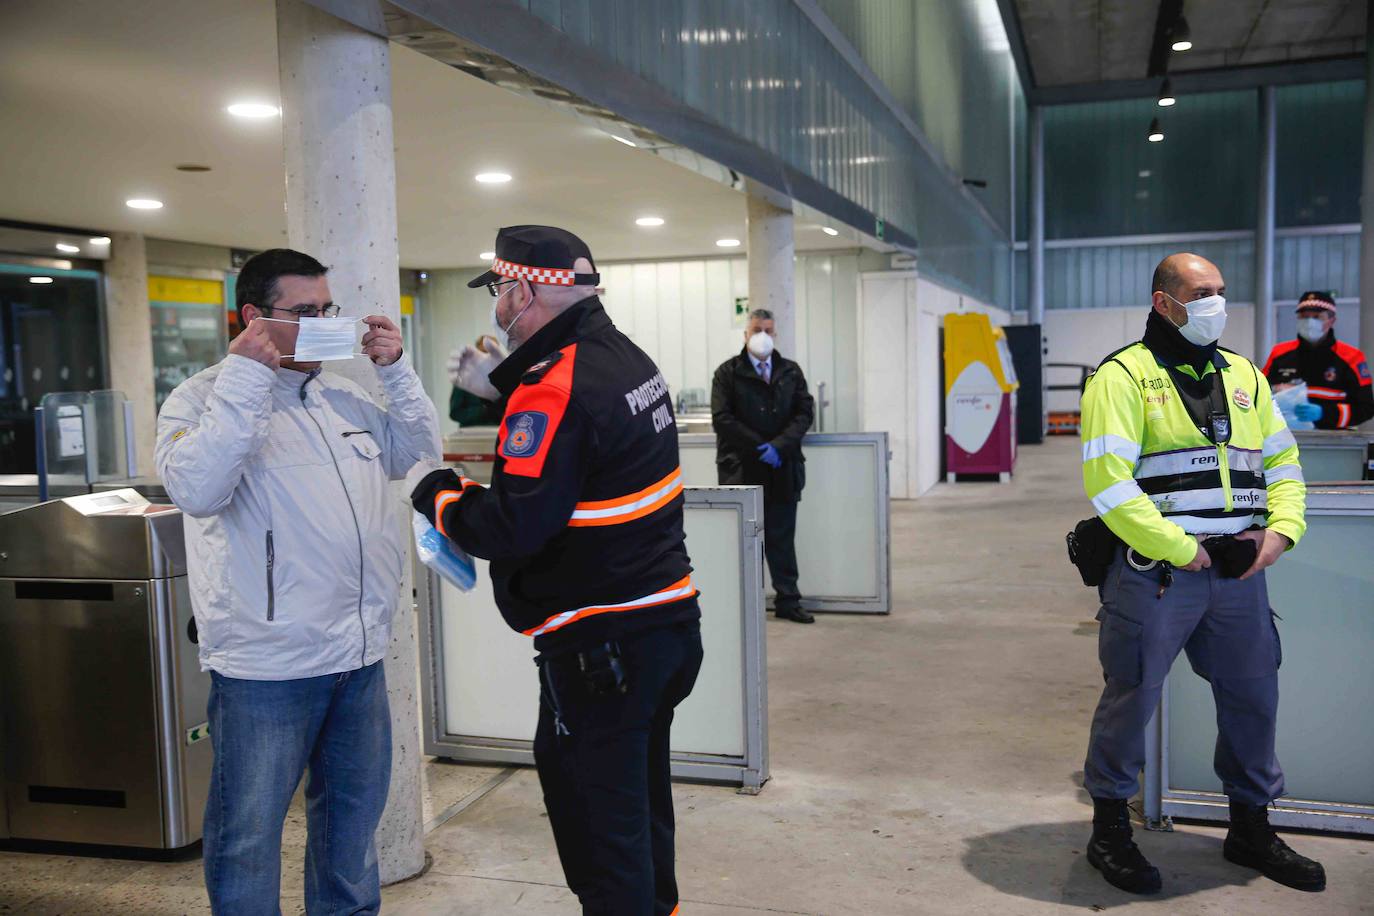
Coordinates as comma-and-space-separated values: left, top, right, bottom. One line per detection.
0, 489, 210, 849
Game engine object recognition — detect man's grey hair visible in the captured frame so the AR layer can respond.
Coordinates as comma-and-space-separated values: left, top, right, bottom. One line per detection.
748, 308, 774, 321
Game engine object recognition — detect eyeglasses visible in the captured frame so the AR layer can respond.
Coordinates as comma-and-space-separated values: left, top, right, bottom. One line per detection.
260, 304, 341, 318
486, 279, 519, 298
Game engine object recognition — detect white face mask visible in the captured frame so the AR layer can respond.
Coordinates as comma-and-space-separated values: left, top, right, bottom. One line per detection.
1296, 317, 1327, 344
1166, 293, 1227, 346
491, 282, 534, 350
747, 331, 775, 360
260, 315, 361, 362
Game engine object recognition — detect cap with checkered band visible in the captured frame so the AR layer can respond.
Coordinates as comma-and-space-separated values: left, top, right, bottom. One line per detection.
467, 225, 600, 289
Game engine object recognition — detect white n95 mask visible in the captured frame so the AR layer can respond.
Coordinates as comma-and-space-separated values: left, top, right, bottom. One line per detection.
1167, 293, 1227, 346
1296, 317, 1326, 344
261, 315, 361, 361
747, 331, 775, 360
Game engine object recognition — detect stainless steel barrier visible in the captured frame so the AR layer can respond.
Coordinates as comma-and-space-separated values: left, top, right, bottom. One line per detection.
418, 486, 770, 790
678, 432, 891, 614
1293, 429, 1374, 483
0, 490, 209, 849
1144, 484, 1374, 834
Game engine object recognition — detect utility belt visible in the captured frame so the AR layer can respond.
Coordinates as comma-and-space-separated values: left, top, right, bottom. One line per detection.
1066, 518, 1259, 588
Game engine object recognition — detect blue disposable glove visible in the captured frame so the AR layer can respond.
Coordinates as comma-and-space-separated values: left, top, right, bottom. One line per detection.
1294, 403, 1323, 422
756, 443, 783, 468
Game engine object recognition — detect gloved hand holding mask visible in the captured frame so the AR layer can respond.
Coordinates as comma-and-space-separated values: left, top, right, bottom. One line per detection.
455, 335, 507, 401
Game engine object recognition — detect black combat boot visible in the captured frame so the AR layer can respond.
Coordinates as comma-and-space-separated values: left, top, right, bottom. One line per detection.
1086, 797, 1162, 894
1223, 801, 1326, 892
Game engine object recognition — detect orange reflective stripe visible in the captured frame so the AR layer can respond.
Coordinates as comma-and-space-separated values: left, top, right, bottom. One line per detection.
432, 477, 480, 539
669, 906, 680, 916
567, 468, 683, 527
521, 576, 696, 637
1338, 403, 1352, 427
1306, 386, 1347, 400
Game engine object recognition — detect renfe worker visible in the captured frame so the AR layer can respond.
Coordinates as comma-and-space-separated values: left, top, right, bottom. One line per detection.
1078, 253, 1325, 895
155, 249, 441, 914
409, 226, 702, 915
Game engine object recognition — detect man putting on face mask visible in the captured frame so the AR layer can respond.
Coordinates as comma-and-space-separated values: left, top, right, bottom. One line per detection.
711, 308, 816, 623
155, 248, 441, 914
1077, 252, 1323, 896
1262, 290, 1373, 429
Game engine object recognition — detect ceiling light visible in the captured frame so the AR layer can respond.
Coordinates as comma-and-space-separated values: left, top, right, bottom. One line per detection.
475, 172, 512, 184
716, 238, 741, 248
611, 135, 637, 147
29, 276, 54, 284
822, 227, 839, 236
1147, 118, 1164, 143
636, 216, 665, 227
479, 251, 496, 260
1170, 17, 1192, 52
55, 243, 80, 253
89, 236, 111, 245
1157, 79, 1176, 107
126, 198, 163, 210
227, 102, 280, 119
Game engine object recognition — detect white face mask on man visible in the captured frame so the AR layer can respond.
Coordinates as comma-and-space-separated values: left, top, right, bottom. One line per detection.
491, 282, 535, 350
259, 315, 361, 361
747, 331, 775, 361
1296, 317, 1327, 344
1165, 292, 1227, 346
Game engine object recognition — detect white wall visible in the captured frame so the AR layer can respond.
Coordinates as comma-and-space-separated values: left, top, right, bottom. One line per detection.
418, 252, 863, 438
1042, 304, 1257, 413
858, 271, 1012, 499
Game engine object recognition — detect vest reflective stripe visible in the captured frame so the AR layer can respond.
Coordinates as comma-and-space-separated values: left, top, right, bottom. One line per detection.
1135, 445, 1263, 479
567, 468, 684, 527
1082, 434, 1141, 466
1263, 427, 1296, 457
1150, 486, 1267, 514
1265, 463, 1305, 484
1092, 479, 1146, 515
521, 575, 697, 637
1160, 513, 1258, 535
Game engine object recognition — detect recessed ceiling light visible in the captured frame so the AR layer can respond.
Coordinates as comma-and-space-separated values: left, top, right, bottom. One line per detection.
611, 135, 637, 147
88, 237, 111, 245
55, 243, 80, 253
475, 172, 512, 184
126, 198, 164, 210
479, 251, 496, 260
29, 276, 54, 284
716, 238, 741, 248
227, 102, 281, 119
822, 226, 839, 236
636, 216, 665, 227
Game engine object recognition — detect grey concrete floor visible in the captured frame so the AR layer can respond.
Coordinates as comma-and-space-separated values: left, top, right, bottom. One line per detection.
4, 436, 1371, 914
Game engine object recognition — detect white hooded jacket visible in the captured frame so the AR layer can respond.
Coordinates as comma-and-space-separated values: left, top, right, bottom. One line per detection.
155, 353, 441, 680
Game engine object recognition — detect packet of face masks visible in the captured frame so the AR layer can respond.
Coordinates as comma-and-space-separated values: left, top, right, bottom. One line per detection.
412, 511, 476, 591
1273, 381, 1315, 430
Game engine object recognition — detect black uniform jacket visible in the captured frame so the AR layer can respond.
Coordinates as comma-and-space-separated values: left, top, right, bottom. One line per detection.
710, 348, 815, 503
1263, 332, 1374, 430
429, 298, 699, 653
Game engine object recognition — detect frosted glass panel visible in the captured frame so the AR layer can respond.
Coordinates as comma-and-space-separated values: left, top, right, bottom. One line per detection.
1298, 447, 1366, 483
440, 497, 749, 757
1168, 514, 1374, 806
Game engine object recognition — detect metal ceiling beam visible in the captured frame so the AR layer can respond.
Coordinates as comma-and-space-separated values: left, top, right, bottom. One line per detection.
1030, 54, 1365, 105
994, 0, 1037, 91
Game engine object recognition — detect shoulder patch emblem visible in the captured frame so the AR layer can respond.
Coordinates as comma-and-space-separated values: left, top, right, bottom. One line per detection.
503, 411, 548, 457
1232, 387, 1252, 410
1324, 366, 1338, 383
1360, 361, 1372, 382
522, 350, 565, 385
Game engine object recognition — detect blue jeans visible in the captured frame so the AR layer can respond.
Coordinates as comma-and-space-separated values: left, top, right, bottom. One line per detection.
203, 661, 391, 916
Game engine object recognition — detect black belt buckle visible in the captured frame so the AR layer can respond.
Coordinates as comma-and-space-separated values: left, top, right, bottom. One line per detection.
578, 641, 629, 696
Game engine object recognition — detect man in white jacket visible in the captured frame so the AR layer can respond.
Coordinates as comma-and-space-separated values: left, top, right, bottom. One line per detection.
155, 249, 440, 915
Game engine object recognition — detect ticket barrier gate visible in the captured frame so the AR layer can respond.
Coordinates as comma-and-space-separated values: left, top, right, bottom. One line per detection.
0, 490, 209, 849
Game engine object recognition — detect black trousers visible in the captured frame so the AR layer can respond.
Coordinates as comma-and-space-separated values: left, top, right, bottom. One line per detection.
764, 499, 802, 611
533, 621, 704, 915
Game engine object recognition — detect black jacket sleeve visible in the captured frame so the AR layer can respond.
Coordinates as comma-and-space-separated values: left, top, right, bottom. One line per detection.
770, 364, 815, 457
711, 362, 765, 450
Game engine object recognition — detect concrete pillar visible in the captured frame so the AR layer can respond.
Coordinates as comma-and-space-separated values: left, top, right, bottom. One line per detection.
104, 231, 156, 476
1361, 1, 1374, 364
1255, 85, 1277, 363
745, 179, 797, 357
276, 0, 425, 885
1028, 106, 1045, 326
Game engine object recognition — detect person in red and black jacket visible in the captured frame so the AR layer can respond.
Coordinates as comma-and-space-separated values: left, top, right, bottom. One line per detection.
408, 226, 701, 916
1263, 290, 1374, 430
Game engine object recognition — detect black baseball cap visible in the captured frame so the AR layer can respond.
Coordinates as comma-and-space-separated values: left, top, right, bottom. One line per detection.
467, 225, 600, 289
1295, 290, 1337, 315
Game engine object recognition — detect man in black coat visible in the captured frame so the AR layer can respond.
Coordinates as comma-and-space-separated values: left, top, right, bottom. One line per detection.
711, 309, 816, 623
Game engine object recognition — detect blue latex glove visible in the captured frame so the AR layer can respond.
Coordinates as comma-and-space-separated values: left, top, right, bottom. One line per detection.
756, 443, 783, 468
1294, 403, 1323, 422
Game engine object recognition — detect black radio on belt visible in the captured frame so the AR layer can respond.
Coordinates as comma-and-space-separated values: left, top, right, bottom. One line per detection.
578, 641, 629, 696
1066, 516, 1122, 587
